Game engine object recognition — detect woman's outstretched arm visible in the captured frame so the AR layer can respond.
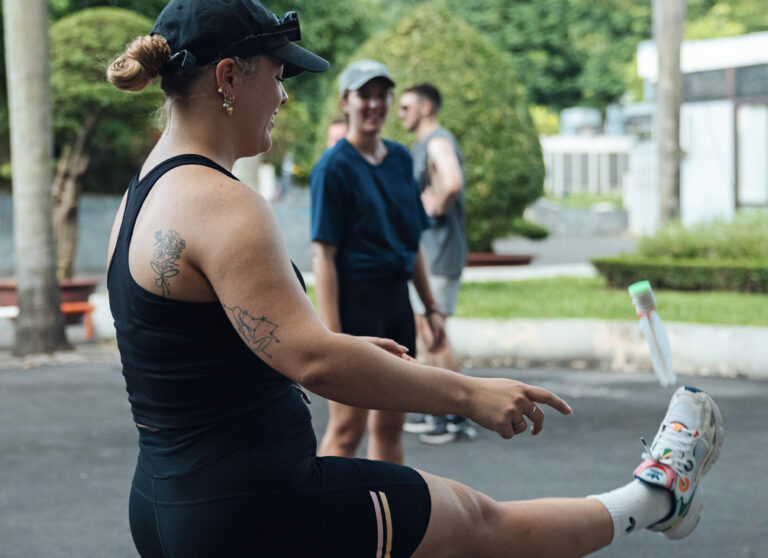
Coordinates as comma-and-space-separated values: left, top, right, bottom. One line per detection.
192, 179, 571, 438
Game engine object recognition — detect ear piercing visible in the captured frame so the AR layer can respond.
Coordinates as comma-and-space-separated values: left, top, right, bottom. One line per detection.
217, 87, 235, 116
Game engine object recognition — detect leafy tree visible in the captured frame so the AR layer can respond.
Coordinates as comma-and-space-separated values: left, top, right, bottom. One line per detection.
49, 7, 161, 277
438, 0, 651, 111
686, 0, 768, 39
439, 0, 582, 110
569, 0, 651, 109
317, 3, 544, 252
48, 0, 166, 21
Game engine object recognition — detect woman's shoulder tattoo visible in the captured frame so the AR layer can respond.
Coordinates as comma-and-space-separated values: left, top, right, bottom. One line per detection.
151, 229, 186, 297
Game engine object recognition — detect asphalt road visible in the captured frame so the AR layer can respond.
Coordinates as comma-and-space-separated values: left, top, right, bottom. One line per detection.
1, 349, 765, 557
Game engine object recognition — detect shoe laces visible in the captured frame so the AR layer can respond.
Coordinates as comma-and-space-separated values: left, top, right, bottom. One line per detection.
641, 420, 697, 474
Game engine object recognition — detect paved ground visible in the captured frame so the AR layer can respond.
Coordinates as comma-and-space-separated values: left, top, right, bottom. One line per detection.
1, 346, 765, 557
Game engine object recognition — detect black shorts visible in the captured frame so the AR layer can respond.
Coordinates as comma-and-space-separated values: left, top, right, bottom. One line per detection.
130, 451, 431, 557
129, 392, 431, 557
339, 277, 417, 358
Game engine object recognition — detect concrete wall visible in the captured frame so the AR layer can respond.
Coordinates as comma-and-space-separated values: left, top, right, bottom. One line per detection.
0, 193, 122, 277
624, 141, 660, 236
680, 100, 735, 227
524, 198, 628, 237
0, 190, 313, 277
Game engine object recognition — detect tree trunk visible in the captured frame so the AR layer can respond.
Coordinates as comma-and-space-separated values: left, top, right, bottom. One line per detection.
654, 0, 685, 225
52, 110, 100, 279
3, 0, 70, 355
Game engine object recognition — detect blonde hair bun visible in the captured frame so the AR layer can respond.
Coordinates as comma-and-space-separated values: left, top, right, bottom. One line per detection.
107, 34, 170, 92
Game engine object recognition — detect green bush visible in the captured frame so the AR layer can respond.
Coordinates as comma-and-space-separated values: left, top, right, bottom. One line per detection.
315, 3, 544, 252
591, 256, 768, 293
511, 217, 549, 240
637, 211, 768, 260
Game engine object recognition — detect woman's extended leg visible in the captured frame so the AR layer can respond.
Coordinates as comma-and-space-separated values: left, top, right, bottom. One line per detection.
318, 401, 369, 458
412, 472, 614, 558
412, 386, 724, 558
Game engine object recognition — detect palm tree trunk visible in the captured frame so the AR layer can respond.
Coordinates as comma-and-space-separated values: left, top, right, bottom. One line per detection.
3, 0, 69, 355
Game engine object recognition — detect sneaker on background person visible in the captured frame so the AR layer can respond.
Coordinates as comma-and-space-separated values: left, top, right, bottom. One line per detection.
404, 414, 438, 434
419, 415, 477, 445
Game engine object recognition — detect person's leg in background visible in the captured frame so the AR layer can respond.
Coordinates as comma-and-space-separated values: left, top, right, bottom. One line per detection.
406, 276, 476, 443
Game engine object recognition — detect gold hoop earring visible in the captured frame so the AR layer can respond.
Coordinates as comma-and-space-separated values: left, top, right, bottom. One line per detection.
217, 87, 235, 116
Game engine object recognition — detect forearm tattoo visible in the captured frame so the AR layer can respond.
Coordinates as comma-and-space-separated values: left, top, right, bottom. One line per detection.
151, 230, 186, 297
223, 304, 280, 359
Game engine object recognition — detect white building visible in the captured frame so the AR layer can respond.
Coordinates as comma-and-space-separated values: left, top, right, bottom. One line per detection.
541, 32, 768, 236
633, 32, 768, 231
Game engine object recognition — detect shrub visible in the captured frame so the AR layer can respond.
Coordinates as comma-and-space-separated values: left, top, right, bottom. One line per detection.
637, 211, 768, 260
591, 256, 768, 293
511, 217, 549, 240
315, 3, 544, 252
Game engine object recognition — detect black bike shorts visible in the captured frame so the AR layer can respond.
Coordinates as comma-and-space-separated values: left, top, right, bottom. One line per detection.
130, 447, 431, 557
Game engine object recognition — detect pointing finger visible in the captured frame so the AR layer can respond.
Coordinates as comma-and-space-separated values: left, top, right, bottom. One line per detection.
525, 386, 573, 416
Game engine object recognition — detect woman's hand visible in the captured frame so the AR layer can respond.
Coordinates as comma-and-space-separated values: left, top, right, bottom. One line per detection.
467, 378, 573, 439
359, 336, 416, 362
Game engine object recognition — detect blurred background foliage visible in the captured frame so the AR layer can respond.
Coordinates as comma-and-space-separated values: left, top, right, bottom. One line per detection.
0, 0, 766, 204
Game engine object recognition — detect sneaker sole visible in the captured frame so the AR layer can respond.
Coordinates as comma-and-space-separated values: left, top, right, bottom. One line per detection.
404, 423, 438, 434
419, 428, 477, 445
419, 432, 457, 445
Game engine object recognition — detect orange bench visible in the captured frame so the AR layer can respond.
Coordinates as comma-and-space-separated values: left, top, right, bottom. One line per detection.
60, 302, 96, 340
0, 302, 95, 339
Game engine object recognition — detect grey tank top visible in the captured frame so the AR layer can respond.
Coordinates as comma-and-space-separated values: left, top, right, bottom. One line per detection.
411, 127, 467, 276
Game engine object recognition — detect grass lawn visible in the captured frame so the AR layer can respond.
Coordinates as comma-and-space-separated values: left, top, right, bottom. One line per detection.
545, 193, 623, 210
454, 276, 768, 327
307, 276, 768, 326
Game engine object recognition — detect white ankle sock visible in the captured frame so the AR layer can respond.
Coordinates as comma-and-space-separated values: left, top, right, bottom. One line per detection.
588, 480, 673, 543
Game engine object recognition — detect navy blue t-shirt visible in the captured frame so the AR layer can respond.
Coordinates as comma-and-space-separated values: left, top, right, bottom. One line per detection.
310, 138, 430, 281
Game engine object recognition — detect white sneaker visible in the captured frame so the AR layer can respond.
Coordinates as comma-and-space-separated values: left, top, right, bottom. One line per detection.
403, 414, 437, 434
419, 415, 477, 445
634, 386, 724, 539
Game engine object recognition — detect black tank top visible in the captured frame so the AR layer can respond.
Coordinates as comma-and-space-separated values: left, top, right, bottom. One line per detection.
108, 154, 314, 477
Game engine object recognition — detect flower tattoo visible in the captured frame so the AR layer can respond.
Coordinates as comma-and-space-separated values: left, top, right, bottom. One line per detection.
151, 230, 186, 297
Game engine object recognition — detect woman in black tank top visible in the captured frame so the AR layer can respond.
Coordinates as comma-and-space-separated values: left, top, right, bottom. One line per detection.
103, 2, 722, 557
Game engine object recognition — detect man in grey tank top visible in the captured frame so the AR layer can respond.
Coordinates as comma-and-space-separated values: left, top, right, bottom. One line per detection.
398, 83, 475, 444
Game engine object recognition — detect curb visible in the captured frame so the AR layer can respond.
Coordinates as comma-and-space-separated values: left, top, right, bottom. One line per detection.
449, 318, 768, 381
86, 294, 768, 381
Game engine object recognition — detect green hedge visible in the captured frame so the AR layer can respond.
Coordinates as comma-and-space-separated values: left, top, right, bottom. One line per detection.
637, 212, 768, 260
591, 256, 768, 293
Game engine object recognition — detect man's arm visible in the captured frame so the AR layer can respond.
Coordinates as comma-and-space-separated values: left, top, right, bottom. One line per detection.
421, 136, 463, 217
411, 249, 446, 351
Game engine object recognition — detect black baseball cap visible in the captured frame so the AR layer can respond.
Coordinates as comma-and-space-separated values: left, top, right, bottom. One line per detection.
152, 0, 329, 78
